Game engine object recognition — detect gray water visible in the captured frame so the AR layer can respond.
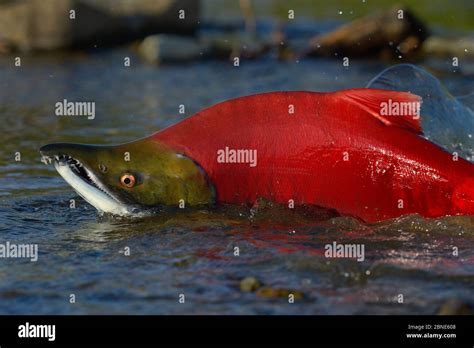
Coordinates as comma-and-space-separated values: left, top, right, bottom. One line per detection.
1, 43, 474, 314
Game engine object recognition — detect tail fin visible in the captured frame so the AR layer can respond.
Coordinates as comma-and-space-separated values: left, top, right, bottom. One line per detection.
367, 64, 474, 162
457, 92, 474, 111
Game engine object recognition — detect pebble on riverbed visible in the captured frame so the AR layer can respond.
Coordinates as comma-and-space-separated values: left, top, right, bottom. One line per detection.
240, 277, 304, 299
437, 299, 474, 315
240, 277, 261, 292
256, 287, 304, 299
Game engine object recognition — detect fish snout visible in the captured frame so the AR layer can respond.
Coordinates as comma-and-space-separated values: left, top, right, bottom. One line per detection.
40, 143, 89, 157
40, 143, 72, 165
40, 143, 105, 165
40, 143, 61, 161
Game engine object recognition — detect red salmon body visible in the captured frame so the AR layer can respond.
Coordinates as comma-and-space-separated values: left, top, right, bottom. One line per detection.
152, 89, 474, 222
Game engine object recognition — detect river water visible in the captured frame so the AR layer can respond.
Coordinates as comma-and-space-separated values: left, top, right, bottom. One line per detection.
0, 22, 473, 314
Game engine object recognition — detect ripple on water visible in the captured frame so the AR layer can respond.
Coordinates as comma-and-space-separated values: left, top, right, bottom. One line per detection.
0, 53, 473, 314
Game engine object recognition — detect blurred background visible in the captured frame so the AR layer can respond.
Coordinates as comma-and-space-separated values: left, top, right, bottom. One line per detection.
0, 0, 473, 315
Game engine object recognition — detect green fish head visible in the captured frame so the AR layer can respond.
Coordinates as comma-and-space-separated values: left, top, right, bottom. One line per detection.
40, 138, 214, 216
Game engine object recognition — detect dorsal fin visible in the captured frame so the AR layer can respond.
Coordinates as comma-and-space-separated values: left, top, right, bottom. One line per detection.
336, 88, 423, 134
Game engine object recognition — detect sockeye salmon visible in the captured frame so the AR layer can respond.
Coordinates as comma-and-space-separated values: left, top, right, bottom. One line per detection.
40, 88, 474, 222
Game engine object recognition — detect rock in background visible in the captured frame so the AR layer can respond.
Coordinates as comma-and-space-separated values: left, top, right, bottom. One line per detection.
138, 34, 210, 64
305, 6, 428, 59
0, 0, 200, 52
423, 36, 474, 59
137, 32, 271, 64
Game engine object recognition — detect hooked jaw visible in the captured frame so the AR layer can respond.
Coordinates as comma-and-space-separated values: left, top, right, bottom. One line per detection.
41, 140, 215, 217
40, 143, 137, 216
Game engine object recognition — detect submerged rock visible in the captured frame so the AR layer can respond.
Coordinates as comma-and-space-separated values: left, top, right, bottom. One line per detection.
305, 6, 428, 59
0, 0, 199, 52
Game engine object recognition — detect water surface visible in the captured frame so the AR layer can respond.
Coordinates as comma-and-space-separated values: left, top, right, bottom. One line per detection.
0, 28, 473, 314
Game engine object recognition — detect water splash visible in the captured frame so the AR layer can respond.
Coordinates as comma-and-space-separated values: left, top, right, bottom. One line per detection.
367, 64, 474, 162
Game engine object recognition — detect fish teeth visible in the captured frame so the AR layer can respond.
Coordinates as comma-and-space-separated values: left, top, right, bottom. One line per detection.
40, 156, 51, 165
84, 168, 112, 196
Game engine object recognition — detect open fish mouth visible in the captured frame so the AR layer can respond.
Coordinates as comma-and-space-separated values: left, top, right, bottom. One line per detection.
41, 153, 134, 216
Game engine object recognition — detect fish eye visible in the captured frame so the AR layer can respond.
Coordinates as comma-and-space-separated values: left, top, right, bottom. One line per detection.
120, 173, 136, 188
99, 163, 107, 173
